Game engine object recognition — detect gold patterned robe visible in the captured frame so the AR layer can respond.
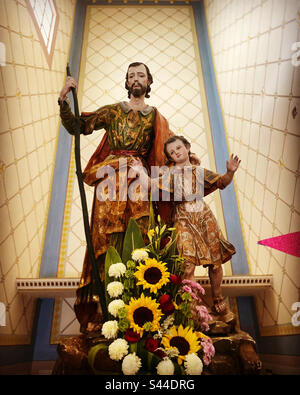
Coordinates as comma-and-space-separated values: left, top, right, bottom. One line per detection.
160, 165, 236, 273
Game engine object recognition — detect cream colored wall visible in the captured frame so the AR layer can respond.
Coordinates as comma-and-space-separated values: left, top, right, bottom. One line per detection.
0, 0, 76, 345
204, 0, 300, 335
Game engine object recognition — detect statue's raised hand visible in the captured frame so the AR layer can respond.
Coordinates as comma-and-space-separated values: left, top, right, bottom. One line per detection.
59, 76, 77, 101
226, 154, 241, 173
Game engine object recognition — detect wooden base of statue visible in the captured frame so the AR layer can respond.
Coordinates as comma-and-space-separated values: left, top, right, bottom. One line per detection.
203, 328, 262, 375
52, 321, 262, 375
52, 332, 121, 375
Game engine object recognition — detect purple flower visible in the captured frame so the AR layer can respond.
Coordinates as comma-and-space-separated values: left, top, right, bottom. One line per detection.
200, 337, 215, 366
182, 285, 199, 301
182, 285, 192, 293
195, 305, 212, 332
196, 305, 212, 321
182, 279, 205, 295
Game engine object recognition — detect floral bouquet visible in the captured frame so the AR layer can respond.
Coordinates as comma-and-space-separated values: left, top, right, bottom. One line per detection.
88, 209, 215, 375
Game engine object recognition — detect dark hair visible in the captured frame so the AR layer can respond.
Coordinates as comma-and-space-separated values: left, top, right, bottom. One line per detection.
164, 135, 191, 163
125, 62, 153, 98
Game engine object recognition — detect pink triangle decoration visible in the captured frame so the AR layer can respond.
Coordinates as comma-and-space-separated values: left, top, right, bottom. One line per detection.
258, 232, 300, 258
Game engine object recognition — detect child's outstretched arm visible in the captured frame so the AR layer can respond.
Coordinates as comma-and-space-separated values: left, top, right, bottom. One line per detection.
220, 154, 241, 188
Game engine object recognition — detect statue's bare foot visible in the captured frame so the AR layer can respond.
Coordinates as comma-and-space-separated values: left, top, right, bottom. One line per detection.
211, 297, 236, 324
239, 342, 262, 374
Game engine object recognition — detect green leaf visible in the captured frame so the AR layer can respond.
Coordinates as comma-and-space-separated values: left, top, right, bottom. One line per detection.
87, 343, 108, 375
174, 361, 182, 375
129, 342, 138, 354
104, 246, 122, 308
146, 350, 161, 372
122, 218, 145, 263
168, 229, 177, 256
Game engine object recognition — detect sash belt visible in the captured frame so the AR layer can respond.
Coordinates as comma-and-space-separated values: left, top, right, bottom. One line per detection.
110, 149, 139, 156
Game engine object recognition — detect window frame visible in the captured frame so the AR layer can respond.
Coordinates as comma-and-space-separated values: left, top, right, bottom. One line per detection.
26, 0, 59, 69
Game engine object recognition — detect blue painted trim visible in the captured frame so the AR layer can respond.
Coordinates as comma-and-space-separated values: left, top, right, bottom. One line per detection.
32, 299, 57, 361
237, 297, 261, 341
39, 0, 87, 278
39, 130, 72, 277
192, 1, 248, 275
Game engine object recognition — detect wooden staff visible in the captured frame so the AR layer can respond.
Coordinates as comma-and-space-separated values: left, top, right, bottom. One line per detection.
66, 63, 108, 321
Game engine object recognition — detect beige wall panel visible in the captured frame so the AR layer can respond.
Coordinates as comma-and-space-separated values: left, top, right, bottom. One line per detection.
0, 0, 76, 345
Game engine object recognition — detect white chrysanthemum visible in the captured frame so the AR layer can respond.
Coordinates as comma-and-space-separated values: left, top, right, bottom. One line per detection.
131, 248, 149, 262
122, 352, 142, 375
107, 281, 124, 298
101, 320, 118, 340
184, 353, 203, 375
156, 358, 175, 375
108, 338, 129, 361
108, 299, 125, 317
108, 262, 126, 278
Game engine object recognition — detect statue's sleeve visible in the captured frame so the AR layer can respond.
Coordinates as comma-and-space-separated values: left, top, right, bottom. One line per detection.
80, 106, 112, 135
59, 100, 111, 135
204, 168, 226, 196
59, 99, 85, 135
153, 167, 226, 199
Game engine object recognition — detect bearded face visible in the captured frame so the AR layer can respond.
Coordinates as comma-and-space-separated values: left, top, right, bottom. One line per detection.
125, 63, 152, 99
129, 82, 147, 98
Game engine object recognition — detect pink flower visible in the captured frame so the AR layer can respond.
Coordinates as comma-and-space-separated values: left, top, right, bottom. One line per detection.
196, 305, 212, 321
182, 285, 192, 293
200, 337, 215, 366
195, 305, 212, 332
182, 279, 205, 295
182, 285, 199, 301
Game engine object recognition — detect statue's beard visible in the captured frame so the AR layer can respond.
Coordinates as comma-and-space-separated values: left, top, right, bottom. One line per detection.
130, 83, 147, 98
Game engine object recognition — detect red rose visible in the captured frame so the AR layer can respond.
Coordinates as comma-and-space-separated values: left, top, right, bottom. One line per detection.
160, 294, 171, 306
125, 328, 141, 343
170, 274, 182, 285
145, 337, 160, 353
161, 301, 175, 316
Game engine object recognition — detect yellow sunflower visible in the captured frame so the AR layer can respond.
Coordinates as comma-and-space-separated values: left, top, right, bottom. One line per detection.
126, 293, 162, 336
134, 258, 170, 293
161, 325, 201, 365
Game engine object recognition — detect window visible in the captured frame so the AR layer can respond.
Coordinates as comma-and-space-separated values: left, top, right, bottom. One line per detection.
26, 0, 59, 69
